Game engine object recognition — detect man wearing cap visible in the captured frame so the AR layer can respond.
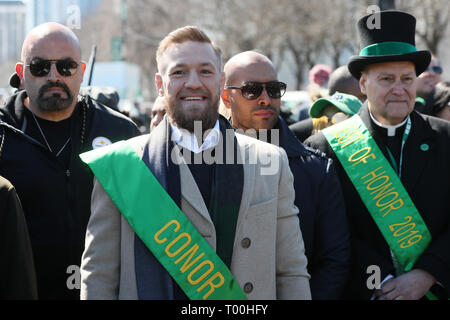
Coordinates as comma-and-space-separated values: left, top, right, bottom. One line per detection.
290, 92, 362, 142
0, 22, 141, 299
222, 51, 350, 300
305, 11, 450, 300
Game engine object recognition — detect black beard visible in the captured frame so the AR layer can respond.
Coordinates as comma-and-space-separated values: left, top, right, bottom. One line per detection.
167, 97, 220, 133
37, 82, 74, 112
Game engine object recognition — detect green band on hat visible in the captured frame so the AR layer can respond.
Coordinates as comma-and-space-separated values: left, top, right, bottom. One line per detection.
360, 41, 418, 57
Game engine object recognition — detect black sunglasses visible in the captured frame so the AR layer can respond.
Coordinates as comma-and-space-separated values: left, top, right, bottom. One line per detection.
426, 65, 443, 75
226, 81, 287, 100
25, 58, 81, 77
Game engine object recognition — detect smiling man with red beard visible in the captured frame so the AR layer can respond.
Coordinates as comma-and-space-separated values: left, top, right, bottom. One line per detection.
79, 26, 311, 300
156, 39, 221, 134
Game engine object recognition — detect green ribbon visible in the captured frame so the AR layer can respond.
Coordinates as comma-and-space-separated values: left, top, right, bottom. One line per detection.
322, 115, 432, 275
360, 41, 418, 57
80, 141, 247, 300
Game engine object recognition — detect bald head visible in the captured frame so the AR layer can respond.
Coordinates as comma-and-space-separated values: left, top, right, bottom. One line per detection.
222, 51, 282, 131
224, 51, 276, 86
17, 22, 85, 121
328, 65, 366, 102
21, 23, 81, 63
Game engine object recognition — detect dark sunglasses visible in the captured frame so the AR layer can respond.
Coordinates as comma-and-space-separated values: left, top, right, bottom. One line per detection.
226, 81, 287, 100
25, 58, 81, 77
426, 65, 443, 75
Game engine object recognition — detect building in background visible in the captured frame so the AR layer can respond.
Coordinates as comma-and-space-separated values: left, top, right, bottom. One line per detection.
26, 0, 100, 31
0, 0, 26, 63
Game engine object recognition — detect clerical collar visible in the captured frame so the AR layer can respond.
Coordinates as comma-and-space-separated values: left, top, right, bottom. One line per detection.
369, 110, 408, 137
170, 120, 220, 154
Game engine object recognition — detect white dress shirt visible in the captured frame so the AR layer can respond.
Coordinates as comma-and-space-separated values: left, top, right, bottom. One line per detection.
170, 120, 221, 153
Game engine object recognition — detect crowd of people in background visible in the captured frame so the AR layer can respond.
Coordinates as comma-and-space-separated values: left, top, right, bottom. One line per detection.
0, 9, 449, 301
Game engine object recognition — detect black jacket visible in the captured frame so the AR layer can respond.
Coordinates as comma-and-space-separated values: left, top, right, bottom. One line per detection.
305, 104, 450, 300
276, 117, 350, 299
289, 118, 314, 142
0, 175, 38, 299
0, 91, 141, 299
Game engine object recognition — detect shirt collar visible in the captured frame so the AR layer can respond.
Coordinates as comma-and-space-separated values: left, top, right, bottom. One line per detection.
170, 119, 221, 154
368, 109, 408, 137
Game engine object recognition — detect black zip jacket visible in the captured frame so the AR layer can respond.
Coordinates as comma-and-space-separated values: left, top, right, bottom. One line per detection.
0, 91, 141, 299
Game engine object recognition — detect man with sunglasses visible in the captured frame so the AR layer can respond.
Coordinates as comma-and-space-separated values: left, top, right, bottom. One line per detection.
221, 51, 350, 300
0, 22, 140, 299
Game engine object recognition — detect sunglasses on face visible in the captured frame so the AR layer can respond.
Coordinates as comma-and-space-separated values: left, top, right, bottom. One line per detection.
426, 65, 443, 75
25, 58, 81, 77
226, 81, 287, 100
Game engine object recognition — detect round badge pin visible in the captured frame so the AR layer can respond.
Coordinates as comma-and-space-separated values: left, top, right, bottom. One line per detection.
420, 144, 429, 152
92, 137, 112, 149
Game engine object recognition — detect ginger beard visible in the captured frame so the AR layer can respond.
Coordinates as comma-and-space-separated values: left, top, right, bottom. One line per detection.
166, 89, 219, 133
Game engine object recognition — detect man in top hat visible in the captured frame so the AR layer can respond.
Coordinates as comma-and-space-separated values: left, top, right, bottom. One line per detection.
305, 10, 450, 300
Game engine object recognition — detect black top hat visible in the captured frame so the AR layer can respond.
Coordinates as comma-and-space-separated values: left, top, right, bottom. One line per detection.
348, 11, 431, 79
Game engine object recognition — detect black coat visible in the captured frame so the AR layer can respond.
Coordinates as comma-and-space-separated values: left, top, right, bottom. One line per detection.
289, 118, 314, 143
0, 91, 141, 299
0, 175, 37, 299
305, 104, 450, 299
276, 117, 350, 299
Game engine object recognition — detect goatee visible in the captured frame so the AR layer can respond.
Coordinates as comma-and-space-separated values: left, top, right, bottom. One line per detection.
37, 82, 74, 112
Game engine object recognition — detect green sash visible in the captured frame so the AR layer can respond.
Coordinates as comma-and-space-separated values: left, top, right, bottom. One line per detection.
80, 140, 247, 300
322, 115, 432, 275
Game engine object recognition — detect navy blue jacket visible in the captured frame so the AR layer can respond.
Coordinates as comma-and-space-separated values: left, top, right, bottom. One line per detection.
276, 117, 350, 299
0, 91, 141, 299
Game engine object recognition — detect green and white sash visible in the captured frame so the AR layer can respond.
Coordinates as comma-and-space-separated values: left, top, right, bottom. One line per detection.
322, 115, 432, 275
80, 141, 247, 300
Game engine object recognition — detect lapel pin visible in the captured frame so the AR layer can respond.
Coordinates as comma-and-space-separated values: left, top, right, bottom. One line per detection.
420, 144, 429, 152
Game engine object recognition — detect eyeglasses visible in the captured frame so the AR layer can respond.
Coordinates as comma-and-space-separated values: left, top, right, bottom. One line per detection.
226, 81, 287, 100
25, 58, 81, 77
426, 65, 443, 75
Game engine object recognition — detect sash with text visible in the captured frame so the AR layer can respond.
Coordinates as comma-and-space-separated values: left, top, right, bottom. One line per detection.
322, 115, 432, 274
80, 141, 247, 300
